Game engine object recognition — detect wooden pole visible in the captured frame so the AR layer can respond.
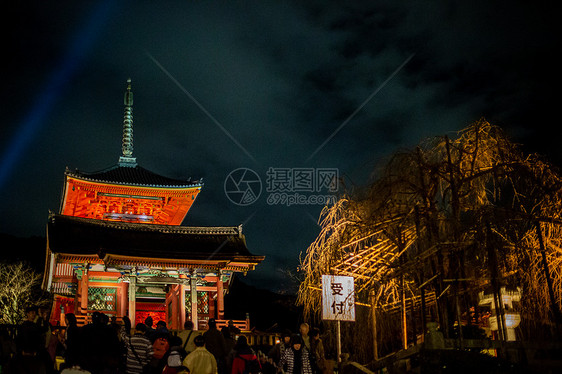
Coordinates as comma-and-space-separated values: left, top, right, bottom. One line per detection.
369, 290, 378, 361
179, 274, 186, 329
455, 287, 463, 349
401, 275, 408, 349
420, 286, 427, 338
190, 273, 198, 330
119, 281, 128, 318
414, 206, 427, 339
217, 271, 225, 320
80, 264, 89, 315
536, 221, 562, 328
128, 272, 136, 325
496, 286, 508, 344
336, 320, 342, 363
486, 224, 506, 355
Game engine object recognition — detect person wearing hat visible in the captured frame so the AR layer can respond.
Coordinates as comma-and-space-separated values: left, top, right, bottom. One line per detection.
278, 335, 312, 374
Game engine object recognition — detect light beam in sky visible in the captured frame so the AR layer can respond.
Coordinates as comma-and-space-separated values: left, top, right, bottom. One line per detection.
0, 1, 119, 188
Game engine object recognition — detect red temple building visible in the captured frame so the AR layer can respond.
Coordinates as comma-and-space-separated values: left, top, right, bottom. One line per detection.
42, 80, 264, 330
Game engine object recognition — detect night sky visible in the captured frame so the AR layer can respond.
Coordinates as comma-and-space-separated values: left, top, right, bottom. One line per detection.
1, 1, 559, 292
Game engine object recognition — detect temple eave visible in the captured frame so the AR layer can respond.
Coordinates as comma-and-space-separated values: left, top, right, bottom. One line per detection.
52, 253, 262, 273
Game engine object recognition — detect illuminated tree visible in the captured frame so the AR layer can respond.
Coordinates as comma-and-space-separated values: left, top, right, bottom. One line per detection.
298, 120, 562, 361
0, 262, 46, 325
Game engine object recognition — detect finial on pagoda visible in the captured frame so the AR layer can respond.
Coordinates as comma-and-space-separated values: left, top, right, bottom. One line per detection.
119, 78, 137, 167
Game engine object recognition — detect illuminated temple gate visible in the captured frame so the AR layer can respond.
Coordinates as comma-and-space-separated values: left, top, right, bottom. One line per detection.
41, 80, 264, 329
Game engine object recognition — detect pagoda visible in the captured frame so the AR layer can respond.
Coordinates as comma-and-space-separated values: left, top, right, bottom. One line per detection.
42, 80, 264, 330
59, 79, 201, 225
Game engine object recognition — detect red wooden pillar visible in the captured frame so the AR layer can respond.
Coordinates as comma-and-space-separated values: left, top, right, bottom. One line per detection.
128, 274, 136, 325
209, 296, 215, 320
179, 273, 187, 329
119, 281, 128, 318
217, 272, 225, 320
190, 274, 198, 330
169, 284, 183, 330
80, 265, 89, 315
74, 281, 81, 315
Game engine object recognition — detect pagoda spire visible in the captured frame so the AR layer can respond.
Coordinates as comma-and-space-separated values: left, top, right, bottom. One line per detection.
119, 78, 137, 166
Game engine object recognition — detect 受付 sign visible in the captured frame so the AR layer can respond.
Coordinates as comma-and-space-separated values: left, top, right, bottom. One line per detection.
322, 275, 355, 321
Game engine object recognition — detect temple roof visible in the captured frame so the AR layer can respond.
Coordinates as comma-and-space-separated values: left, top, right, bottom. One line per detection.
47, 214, 263, 263
65, 165, 202, 188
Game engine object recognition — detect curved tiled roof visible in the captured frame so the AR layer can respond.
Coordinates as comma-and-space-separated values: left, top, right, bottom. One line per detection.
47, 214, 264, 263
65, 165, 202, 188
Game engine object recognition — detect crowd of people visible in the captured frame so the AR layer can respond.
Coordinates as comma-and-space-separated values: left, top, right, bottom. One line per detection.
0, 308, 331, 374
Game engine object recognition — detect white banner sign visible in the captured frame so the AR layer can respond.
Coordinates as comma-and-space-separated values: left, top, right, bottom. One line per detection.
322, 275, 355, 321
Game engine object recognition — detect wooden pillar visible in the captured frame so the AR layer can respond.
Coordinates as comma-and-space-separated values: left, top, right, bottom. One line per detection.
369, 289, 378, 361
172, 285, 182, 330
128, 271, 136, 325
209, 295, 215, 320
191, 274, 198, 330
217, 271, 225, 320
179, 274, 187, 329
166, 287, 174, 329
46, 252, 55, 292
420, 286, 427, 338
170, 287, 174, 329
455, 288, 464, 349
60, 301, 66, 327
536, 221, 562, 329
80, 265, 89, 315
74, 280, 81, 315
401, 275, 407, 350
119, 281, 128, 318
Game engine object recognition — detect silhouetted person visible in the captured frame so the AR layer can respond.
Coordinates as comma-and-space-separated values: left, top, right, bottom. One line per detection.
231, 336, 260, 374
268, 329, 292, 368
145, 316, 156, 341
79, 312, 121, 373
299, 323, 310, 351
222, 327, 236, 373
203, 319, 227, 374
6, 308, 47, 374
309, 328, 326, 374
177, 320, 201, 356
62, 313, 80, 368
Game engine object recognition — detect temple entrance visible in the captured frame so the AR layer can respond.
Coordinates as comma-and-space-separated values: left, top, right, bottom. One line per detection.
135, 301, 166, 326
49, 295, 75, 326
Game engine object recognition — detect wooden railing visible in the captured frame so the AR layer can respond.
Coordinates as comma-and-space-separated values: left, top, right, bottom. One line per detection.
73, 315, 250, 332
243, 332, 280, 347
200, 318, 250, 331
70, 315, 281, 349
